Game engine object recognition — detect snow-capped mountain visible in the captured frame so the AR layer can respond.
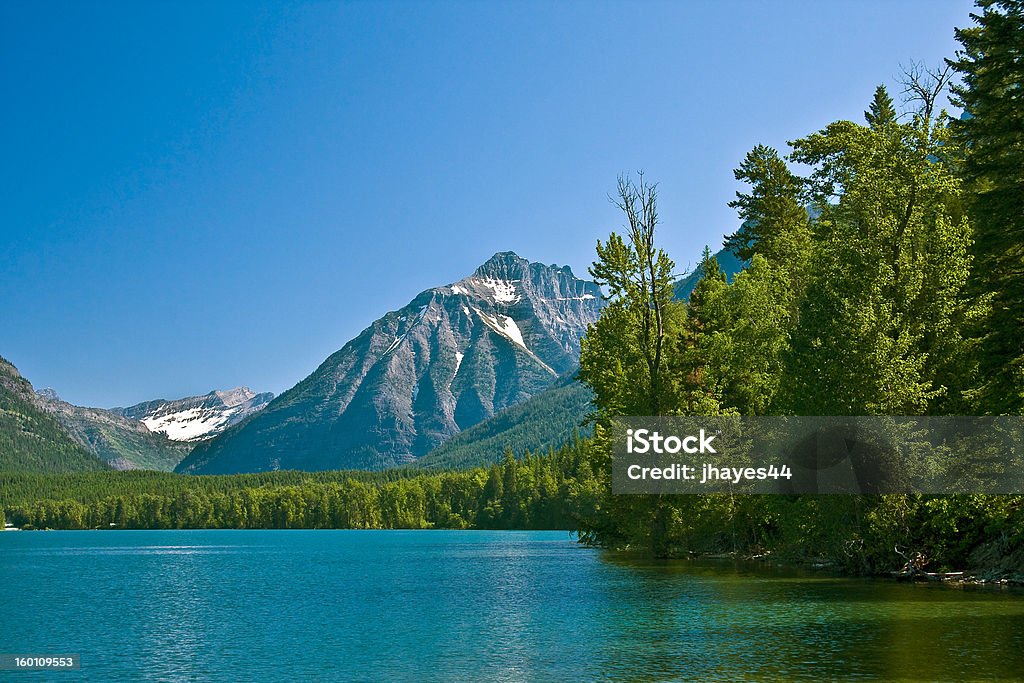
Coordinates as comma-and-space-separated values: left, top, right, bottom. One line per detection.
177, 252, 605, 474
116, 388, 274, 442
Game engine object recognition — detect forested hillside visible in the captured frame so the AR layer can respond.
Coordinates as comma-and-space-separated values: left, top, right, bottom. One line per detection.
1, 441, 594, 531
413, 374, 593, 470
0, 357, 108, 473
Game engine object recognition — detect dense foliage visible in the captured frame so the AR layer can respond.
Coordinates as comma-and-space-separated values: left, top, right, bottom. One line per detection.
1, 441, 598, 532
949, 0, 1024, 414
574, 1, 1024, 574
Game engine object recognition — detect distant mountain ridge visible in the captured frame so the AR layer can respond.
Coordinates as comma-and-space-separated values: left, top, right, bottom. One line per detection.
178, 252, 605, 473
34, 388, 189, 471
412, 373, 594, 470
674, 248, 746, 300
115, 387, 274, 442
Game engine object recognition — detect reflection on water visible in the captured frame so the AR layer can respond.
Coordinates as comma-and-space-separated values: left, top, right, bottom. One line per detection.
595, 556, 1024, 681
1, 530, 1022, 681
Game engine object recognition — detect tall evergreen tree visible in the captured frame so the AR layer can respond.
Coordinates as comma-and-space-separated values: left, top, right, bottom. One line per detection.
668, 248, 728, 416
949, 0, 1024, 414
725, 145, 811, 267
864, 84, 898, 129
578, 175, 690, 557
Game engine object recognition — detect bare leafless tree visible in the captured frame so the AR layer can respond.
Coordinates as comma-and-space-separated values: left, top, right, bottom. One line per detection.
899, 60, 954, 125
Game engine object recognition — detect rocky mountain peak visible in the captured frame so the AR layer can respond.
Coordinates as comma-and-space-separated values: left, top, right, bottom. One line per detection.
212, 386, 260, 407
460, 252, 601, 305
473, 251, 531, 280
178, 251, 606, 474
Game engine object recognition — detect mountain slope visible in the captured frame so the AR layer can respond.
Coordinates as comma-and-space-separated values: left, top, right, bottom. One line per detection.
0, 357, 108, 473
35, 389, 189, 471
417, 247, 749, 470
178, 252, 605, 474
116, 388, 273, 442
674, 248, 746, 300
412, 374, 594, 470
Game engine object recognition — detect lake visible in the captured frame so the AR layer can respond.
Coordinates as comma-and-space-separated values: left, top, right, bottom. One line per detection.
1, 530, 1022, 681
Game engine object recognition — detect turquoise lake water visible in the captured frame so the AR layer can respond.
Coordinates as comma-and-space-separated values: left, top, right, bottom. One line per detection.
1, 529, 1023, 681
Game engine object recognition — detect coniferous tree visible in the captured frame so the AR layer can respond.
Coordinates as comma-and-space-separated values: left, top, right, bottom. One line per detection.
864, 84, 898, 128
717, 144, 814, 415
669, 248, 728, 416
725, 145, 812, 274
949, 0, 1024, 414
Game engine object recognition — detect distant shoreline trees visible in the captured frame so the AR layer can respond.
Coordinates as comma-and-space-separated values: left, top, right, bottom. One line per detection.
1, 441, 595, 532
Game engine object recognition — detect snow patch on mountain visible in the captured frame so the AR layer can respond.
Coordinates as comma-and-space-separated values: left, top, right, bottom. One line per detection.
551, 294, 597, 301
142, 408, 237, 442
119, 387, 273, 442
473, 308, 526, 349
477, 277, 520, 303
472, 307, 556, 376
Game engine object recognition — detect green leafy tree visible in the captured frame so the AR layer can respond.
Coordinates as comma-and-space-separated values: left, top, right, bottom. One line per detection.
782, 86, 976, 415
578, 175, 695, 556
698, 255, 791, 415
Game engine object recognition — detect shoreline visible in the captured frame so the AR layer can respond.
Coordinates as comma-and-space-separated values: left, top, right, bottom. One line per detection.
693, 550, 1024, 589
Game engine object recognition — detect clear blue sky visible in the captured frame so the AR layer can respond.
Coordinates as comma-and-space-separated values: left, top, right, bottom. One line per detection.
0, 0, 975, 408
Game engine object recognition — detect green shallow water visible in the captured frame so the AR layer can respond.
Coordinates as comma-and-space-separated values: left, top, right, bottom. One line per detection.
1, 529, 1022, 681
